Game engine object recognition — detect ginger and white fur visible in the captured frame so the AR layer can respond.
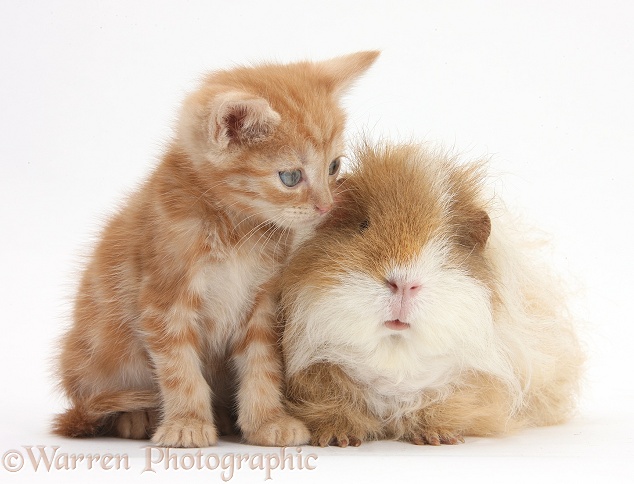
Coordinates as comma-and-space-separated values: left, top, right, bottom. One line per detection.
53, 51, 379, 448
281, 142, 584, 446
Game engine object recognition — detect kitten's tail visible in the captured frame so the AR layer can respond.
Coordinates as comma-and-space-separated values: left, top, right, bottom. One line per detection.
52, 391, 159, 438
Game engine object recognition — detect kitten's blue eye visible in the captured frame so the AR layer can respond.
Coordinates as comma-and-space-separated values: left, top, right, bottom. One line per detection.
329, 157, 341, 176
279, 170, 302, 187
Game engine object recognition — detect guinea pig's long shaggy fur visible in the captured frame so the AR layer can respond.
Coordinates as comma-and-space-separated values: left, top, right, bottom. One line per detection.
279, 142, 584, 446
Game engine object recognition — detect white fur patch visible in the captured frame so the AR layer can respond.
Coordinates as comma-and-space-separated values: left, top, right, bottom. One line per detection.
191, 249, 275, 352
284, 238, 517, 415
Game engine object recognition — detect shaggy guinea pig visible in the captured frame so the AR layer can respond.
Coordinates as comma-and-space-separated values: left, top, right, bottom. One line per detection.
279, 142, 584, 447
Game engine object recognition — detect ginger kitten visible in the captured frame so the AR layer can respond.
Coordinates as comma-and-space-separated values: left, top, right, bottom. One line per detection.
53, 51, 379, 447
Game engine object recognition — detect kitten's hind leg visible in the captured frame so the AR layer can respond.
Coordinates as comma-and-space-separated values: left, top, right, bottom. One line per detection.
214, 404, 238, 436
52, 390, 159, 438
232, 285, 310, 446
114, 409, 159, 440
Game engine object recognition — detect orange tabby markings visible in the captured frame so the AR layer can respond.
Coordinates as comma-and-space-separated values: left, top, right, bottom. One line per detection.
53, 51, 379, 447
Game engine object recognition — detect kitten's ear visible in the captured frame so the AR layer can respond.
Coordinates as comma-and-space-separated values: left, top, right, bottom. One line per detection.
208, 91, 281, 149
316, 50, 380, 97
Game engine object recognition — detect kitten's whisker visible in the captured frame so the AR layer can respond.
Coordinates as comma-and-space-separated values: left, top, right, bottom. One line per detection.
235, 210, 286, 254
333, 186, 358, 196
284, 224, 293, 252
247, 220, 279, 259
230, 208, 283, 236
253, 213, 289, 259
274, 225, 292, 259
235, 218, 274, 253
186, 179, 233, 211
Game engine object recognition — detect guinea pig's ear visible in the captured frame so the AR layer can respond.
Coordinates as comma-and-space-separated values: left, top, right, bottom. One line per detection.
459, 210, 491, 249
320, 178, 366, 231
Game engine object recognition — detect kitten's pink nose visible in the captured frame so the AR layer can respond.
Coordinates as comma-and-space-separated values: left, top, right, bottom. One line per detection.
315, 203, 333, 215
387, 279, 422, 299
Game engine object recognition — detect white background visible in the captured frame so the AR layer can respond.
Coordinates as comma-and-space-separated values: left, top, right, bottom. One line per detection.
1, 1, 633, 482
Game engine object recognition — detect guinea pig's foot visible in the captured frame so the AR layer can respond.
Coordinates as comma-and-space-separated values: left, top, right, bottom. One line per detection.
313, 431, 362, 448
406, 430, 464, 446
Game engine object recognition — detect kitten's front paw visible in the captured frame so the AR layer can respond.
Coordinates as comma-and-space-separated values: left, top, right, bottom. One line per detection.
152, 417, 218, 448
244, 415, 310, 446
405, 429, 464, 446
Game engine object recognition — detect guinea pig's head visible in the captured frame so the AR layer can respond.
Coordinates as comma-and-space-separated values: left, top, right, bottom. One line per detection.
280, 143, 498, 375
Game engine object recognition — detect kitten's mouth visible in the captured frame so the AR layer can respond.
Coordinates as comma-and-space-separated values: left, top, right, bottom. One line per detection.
384, 319, 410, 331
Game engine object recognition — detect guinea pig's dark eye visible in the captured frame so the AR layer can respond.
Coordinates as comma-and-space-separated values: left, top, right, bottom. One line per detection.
359, 219, 370, 232
279, 170, 302, 187
328, 157, 341, 176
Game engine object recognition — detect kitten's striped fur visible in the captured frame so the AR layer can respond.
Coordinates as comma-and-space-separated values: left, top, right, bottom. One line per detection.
53, 51, 379, 447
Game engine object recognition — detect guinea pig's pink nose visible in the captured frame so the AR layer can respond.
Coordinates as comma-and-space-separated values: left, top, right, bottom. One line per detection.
387, 279, 422, 298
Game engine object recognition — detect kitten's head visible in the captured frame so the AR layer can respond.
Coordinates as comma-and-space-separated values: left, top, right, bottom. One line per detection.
177, 51, 379, 230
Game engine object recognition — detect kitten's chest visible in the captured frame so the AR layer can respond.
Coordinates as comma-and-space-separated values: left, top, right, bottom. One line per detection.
192, 249, 276, 346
